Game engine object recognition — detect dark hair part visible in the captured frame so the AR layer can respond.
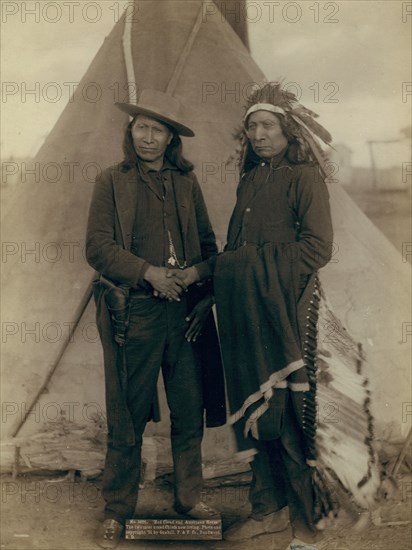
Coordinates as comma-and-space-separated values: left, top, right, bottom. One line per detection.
120, 117, 194, 173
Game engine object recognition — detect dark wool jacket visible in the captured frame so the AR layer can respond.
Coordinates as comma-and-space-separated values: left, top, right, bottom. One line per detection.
213, 149, 333, 456
86, 162, 226, 446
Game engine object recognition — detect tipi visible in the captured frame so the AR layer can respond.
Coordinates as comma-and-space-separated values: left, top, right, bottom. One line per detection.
1, 0, 410, 495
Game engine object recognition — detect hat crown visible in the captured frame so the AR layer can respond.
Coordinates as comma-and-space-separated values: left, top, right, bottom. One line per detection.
136, 89, 183, 124
115, 89, 194, 137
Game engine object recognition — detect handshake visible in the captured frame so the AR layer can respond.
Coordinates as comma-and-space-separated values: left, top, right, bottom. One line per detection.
143, 265, 200, 301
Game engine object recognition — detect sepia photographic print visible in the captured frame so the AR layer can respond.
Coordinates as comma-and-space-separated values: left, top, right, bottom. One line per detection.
1, 1, 411, 549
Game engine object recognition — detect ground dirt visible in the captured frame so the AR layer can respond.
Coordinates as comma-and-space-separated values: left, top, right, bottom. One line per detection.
1, 469, 411, 550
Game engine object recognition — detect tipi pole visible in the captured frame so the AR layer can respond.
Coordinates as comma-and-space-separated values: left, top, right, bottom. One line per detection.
11, 280, 94, 438
165, 3, 204, 95
391, 427, 412, 477
122, 5, 137, 104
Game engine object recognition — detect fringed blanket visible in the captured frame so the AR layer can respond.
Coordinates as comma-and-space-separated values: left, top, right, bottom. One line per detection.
214, 243, 380, 510
214, 242, 315, 452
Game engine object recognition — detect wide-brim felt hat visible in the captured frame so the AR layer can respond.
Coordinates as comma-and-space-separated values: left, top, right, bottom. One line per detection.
115, 89, 194, 137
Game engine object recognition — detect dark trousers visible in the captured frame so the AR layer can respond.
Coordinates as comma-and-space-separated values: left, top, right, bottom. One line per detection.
249, 394, 317, 539
102, 293, 204, 523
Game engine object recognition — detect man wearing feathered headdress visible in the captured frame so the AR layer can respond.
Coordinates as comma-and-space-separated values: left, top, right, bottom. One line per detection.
181, 81, 335, 548
179, 83, 380, 550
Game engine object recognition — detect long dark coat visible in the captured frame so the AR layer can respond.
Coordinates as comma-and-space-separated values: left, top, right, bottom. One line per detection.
213, 152, 334, 458
86, 163, 226, 446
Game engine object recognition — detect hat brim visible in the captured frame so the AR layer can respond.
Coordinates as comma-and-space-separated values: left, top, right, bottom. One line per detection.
115, 102, 194, 137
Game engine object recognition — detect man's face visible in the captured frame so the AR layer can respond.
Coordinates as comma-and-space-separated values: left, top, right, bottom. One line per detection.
131, 114, 173, 164
245, 111, 288, 159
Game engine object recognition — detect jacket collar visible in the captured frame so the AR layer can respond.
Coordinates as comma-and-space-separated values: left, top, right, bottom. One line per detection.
138, 157, 178, 175
136, 158, 177, 200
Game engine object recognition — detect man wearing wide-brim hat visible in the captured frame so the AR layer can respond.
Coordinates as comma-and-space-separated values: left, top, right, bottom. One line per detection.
86, 89, 226, 549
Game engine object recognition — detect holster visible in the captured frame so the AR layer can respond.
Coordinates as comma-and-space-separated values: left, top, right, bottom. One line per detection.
100, 275, 130, 346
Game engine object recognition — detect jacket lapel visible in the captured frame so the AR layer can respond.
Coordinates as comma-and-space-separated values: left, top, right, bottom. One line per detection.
138, 167, 163, 200
112, 167, 139, 251
172, 171, 191, 238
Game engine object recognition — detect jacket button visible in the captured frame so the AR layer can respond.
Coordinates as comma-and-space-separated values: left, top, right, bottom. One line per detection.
245, 207, 251, 212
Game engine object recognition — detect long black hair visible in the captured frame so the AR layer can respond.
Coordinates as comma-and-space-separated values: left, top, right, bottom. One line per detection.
120, 117, 194, 173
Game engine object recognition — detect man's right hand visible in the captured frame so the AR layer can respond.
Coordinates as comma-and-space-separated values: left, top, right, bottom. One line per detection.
144, 266, 187, 301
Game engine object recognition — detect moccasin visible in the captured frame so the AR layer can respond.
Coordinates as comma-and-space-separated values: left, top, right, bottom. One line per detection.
95, 518, 124, 549
224, 507, 289, 541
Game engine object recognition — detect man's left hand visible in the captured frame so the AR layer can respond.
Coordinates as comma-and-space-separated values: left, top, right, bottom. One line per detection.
173, 266, 200, 288
154, 266, 200, 300
185, 295, 214, 342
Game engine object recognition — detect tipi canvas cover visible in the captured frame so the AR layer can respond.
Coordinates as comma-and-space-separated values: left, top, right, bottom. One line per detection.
1, 1, 410, 481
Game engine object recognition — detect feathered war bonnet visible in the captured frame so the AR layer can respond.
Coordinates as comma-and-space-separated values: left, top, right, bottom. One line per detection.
236, 82, 333, 176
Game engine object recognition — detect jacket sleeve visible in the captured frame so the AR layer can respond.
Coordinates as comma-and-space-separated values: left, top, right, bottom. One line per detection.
289, 164, 334, 275
85, 168, 148, 287
190, 173, 218, 280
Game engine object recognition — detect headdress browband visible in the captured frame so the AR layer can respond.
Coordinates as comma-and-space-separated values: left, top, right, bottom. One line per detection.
234, 82, 333, 177
244, 103, 286, 122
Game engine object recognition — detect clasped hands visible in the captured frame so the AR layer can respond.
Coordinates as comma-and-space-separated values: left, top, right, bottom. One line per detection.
143, 265, 212, 342
144, 265, 199, 302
